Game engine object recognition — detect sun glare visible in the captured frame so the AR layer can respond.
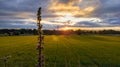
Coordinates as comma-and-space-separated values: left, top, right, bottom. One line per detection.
59, 27, 72, 31
57, 13, 74, 22
64, 13, 74, 20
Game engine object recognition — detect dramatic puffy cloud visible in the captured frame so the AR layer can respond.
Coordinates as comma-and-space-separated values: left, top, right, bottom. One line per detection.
49, 0, 96, 17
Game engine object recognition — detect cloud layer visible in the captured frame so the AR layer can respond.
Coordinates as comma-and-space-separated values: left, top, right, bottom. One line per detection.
0, 0, 120, 29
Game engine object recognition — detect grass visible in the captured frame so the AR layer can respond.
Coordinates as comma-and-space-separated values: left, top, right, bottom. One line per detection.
0, 35, 120, 67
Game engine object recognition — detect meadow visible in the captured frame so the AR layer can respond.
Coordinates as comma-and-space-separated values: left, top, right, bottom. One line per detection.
0, 35, 120, 67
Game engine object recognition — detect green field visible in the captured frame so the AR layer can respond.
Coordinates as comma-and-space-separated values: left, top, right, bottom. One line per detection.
0, 35, 120, 67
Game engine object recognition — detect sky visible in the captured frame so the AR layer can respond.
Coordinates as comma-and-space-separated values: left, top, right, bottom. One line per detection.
0, 0, 120, 30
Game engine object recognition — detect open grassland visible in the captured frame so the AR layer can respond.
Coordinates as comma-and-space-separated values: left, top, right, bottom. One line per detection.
0, 35, 120, 67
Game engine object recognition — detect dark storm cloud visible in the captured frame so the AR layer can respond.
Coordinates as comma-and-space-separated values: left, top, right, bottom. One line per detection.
94, 0, 120, 17
89, 0, 120, 27
0, 19, 59, 29
0, 0, 50, 12
0, 0, 51, 19
0, 1, 56, 20
0, 20, 36, 29
103, 17, 120, 26
0, 0, 52, 28
73, 21, 101, 27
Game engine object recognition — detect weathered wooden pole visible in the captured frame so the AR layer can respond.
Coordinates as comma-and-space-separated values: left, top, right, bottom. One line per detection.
37, 7, 45, 67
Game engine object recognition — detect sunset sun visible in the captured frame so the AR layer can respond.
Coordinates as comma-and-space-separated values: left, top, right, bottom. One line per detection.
59, 26, 71, 31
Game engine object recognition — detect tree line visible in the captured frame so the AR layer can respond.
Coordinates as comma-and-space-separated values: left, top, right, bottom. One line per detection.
0, 29, 120, 36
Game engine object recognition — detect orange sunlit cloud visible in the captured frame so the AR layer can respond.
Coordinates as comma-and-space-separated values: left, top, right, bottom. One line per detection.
49, 0, 95, 17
